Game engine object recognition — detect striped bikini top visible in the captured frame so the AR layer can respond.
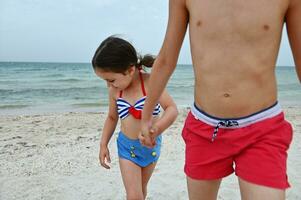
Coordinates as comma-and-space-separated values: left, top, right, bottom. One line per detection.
116, 71, 161, 120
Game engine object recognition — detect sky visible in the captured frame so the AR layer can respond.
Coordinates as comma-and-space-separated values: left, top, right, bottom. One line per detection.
0, 0, 295, 66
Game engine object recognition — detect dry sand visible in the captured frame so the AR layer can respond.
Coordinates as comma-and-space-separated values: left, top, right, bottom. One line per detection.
0, 107, 300, 199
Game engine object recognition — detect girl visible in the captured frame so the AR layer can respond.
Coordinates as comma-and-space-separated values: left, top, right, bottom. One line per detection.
92, 36, 178, 200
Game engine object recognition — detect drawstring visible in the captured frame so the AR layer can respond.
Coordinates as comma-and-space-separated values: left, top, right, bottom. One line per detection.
212, 120, 239, 142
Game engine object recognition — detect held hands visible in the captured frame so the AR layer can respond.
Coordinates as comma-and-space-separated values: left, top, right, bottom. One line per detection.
139, 120, 159, 148
99, 145, 111, 169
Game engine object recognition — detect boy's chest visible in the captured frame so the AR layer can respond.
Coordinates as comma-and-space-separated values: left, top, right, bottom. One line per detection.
186, 0, 289, 35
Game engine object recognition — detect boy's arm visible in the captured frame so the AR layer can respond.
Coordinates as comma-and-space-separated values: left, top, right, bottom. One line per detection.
286, 0, 301, 82
151, 89, 178, 137
142, 0, 189, 122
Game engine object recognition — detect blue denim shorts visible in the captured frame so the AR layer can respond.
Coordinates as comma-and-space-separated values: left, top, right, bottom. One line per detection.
117, 131, 162, 167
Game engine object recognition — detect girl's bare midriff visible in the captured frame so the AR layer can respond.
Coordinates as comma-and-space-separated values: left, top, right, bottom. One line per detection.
187, 0, 290, 118
121, 116, 160, 139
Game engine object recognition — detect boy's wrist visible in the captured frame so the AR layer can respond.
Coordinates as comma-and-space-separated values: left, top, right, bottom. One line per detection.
141, 118, 151, 124
141, 109, 153, 122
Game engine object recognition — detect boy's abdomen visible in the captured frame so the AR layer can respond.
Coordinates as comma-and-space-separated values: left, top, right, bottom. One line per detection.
186, 0, 288, 118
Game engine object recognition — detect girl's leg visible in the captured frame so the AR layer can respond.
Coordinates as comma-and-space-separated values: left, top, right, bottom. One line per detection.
238, 178, 285, 200
141, 162, 157, 199
186, 176, 222, 200
119, 158, 144, 200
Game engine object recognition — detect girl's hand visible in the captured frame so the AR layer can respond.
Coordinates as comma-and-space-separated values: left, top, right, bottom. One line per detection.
99, 146, 111, 169
139, 132, 156, 148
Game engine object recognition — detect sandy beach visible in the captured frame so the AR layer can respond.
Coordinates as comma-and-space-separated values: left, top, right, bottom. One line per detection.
0, 107, 300, 200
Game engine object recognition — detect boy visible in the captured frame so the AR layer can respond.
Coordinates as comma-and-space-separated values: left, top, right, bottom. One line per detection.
140, 0, 301, 199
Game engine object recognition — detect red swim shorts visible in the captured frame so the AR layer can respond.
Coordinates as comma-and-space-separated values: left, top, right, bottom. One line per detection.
182, 102, 293, 189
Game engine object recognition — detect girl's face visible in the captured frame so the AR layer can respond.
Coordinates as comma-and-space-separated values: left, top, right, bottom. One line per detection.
95, 66, 135, 90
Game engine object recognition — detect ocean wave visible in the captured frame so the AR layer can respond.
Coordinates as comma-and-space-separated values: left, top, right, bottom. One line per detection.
0, 86, 102, 94
0, 80, 20, 84
168, 84, 194, 88
0, 89, 14, 93
17, 68, 48, 72
71, 102, 108, 107
0, 104, 29, 109
54, 78, 83, 82
40, 74, 65, 78
278, 83, 300, 91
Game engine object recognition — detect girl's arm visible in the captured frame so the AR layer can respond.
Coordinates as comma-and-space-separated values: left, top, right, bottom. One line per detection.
99, 87, 119, 169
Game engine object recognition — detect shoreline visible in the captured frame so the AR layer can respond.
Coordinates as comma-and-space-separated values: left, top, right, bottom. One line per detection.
0, 104, 190, 117
1, 102, 301, 117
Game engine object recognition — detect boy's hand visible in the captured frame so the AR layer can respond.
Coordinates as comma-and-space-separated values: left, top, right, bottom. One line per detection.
99, 146, 111, 169
139, 132, 156, 148
139, 122, 159, 148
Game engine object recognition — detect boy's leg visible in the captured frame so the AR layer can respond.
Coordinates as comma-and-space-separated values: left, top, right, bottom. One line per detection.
234, 114, 292, 191
187, 177, 222, 200
141, 162, 157, 199
182, 112, 234, 200
232, 113, 292, 200
119, 158, 144, 200
238, 178, 285, 200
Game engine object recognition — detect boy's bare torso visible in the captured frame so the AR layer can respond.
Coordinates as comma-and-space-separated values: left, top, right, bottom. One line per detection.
187, 0, 290, 117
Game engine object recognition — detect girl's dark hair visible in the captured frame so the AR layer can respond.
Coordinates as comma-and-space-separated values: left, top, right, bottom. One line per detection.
92, 36, 155, 73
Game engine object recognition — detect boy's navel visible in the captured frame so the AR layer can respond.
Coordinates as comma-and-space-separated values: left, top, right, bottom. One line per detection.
196, 20, 202, 27
223, 93, 231, 98
263, 24, 270, 31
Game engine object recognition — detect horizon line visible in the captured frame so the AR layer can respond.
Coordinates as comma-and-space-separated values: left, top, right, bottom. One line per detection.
0, 60, 296, 68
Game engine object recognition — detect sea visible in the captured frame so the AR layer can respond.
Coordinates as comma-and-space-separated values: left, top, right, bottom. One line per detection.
0, 62, 300, 115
